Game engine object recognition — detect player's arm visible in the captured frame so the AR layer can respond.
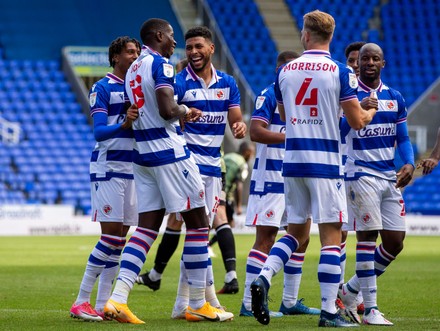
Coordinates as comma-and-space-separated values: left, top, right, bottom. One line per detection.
278, 103, 286, 122
341, 91, 377, 130
227, 106, 247, 139
395, 121, 415, 188
156, 87, 201, 122
250, 119, 284, 144
419, 127, 440, 175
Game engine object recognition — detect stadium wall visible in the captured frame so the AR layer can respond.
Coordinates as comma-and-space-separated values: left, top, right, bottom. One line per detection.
0, 205, 439, 236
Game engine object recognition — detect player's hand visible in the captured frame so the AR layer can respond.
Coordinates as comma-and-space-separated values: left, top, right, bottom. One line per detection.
232, 121, 247, 139
417, 158, 439, 175
121, 103, 139, 129
236, 205, 243, 215
396, 164, 415, 188
360, 92, 378, 110
184, 107, 202, 123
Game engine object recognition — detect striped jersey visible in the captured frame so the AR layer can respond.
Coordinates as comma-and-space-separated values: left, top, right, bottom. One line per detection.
344, 79, 411, 181
174, 64, 240, 177
125, 45, 190, 167
274, 50, 358, 179
250, 83, 285, 196
89, 73, 134, 181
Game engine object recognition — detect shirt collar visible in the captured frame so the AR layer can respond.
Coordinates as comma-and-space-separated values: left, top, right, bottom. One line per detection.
185, 63, 219, 86
106, 72, 124, 84
358, 78, 383, 93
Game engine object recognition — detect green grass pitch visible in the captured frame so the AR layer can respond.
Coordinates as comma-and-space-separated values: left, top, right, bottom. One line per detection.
1, 234, 439, 330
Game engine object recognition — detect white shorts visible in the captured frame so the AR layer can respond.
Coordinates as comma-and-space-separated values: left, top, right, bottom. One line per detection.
91, 178, 138, 226
345, 176, 406, 232
201, 174, 222, 225
134, 156, 206, 214
284, 177, 347, 224
245, 193, 287, 228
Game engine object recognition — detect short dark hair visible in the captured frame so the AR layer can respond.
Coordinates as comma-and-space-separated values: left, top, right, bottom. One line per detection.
185, 26, 212, 42
140, 18, 170, 45
344, 41, 366, 59
108, 36, 141, 67
277, 51, 300, 68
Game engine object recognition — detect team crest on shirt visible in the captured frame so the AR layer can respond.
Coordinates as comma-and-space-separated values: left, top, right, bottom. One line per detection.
199, 190, 205, 200
163, 63, 174, 78
386, 100, 396, 110
216, 89, 225, 100
89, 92, 97, 107
103, 204, 112, 215
348, 73, 358, 88
256, 96, 266, 109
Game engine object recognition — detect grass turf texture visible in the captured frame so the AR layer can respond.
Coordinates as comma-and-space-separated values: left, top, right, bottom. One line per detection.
1, 234, 439, 330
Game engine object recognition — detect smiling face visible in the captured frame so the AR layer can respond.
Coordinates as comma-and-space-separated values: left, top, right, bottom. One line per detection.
114, 42, 140, 74
346, 50, 360, 77
161, 24, 177, 59
359, 44, 385, 84
185, 36, 214, 73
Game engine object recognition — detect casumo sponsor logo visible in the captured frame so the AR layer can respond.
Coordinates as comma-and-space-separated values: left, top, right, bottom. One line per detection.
197, 114, 225, 124
358, 126, 395, 138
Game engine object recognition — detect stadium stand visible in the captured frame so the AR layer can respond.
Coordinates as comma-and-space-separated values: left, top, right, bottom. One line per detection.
0, 0, 439, 215
285, 0, 379, 63
0, 0, 184, 214
206, 0, 279, 95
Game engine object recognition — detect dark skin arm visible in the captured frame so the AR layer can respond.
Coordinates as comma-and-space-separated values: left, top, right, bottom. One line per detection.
249, 119, 284, 144
418, 127, 440, 175
156, 87, 202, 122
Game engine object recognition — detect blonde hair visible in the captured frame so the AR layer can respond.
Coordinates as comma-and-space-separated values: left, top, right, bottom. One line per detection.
303, 10, 335, 43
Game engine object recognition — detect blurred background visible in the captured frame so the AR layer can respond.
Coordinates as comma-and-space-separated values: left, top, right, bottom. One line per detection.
0, 0, 439, 223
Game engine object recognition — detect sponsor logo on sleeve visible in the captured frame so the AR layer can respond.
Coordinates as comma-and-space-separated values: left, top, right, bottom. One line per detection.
89, 92, 97, 107
349, 73, 358, 88
256, 96, 266, 109
163, 63, 174, 78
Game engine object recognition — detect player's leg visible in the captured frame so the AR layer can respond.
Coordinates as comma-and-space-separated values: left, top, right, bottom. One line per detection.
240, 224, 280, 317
171, 158, 233, 322
213, 204, 238, 294
251, 179, 309, 325
308, 177, 357, 327
96, 178, 137, 316
104, 165, 165, 324
280, 220, 320, 315
136, 213, 183, 290
71, 179, 129, 322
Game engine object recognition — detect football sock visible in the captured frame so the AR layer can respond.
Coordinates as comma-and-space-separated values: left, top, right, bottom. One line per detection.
76, 234, 123, 304
208, 234, 218, 247
215, 223, 237, 275
242, 249, 267, 310
340, 240, 347, 284
95, 237, 126, 311
153, 227, 181, 275
205, 258, 221, 308
318, 245, 341, 314
184, 228, 209, 310
111, 227, 158, 304
356, 242, 376, 309
260, 234, 299, 285
374, 243, 395, 277
174, 259, 190, 312
282, 252, 305, 307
